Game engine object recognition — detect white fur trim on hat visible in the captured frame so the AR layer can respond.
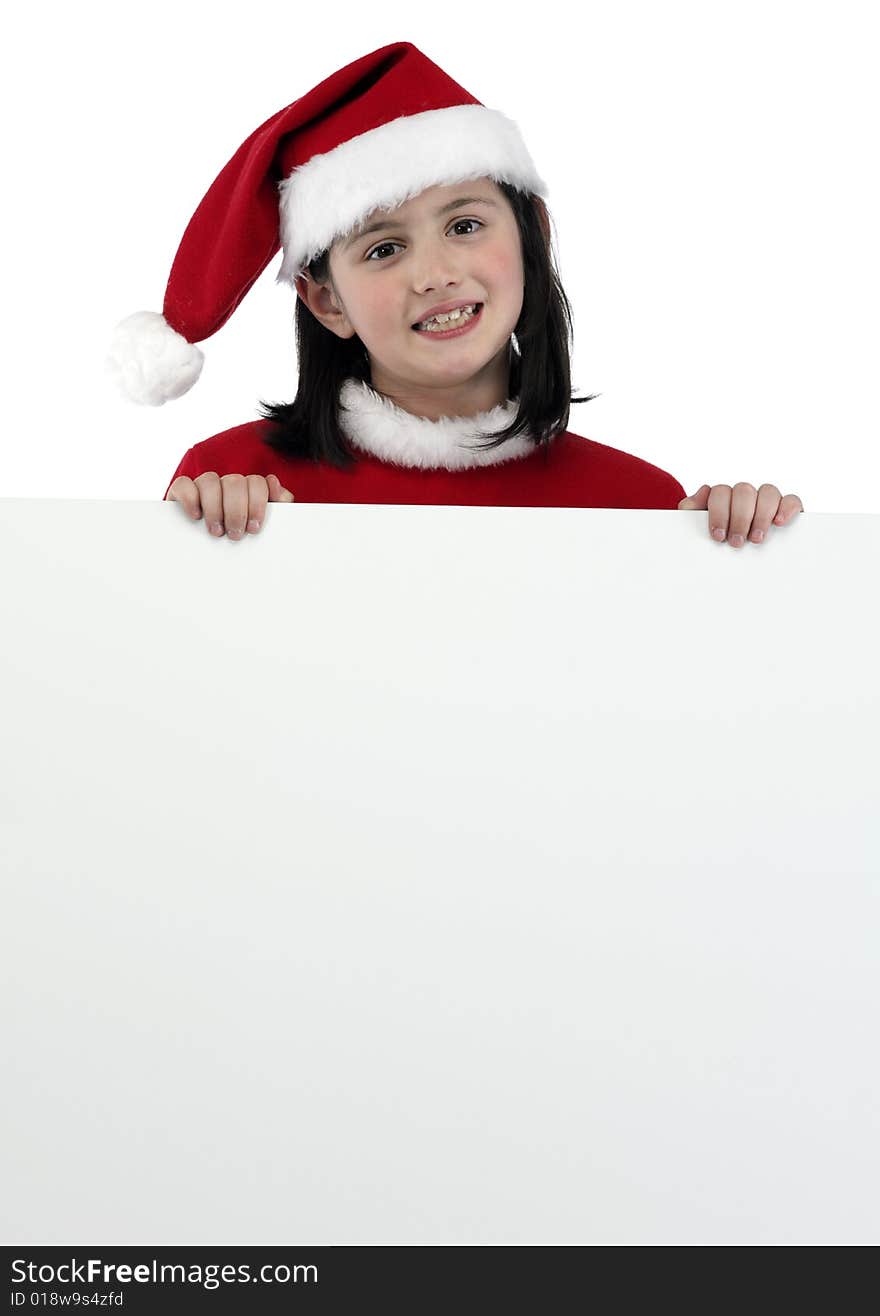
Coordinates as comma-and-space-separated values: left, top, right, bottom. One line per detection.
336, 376, 536, 471
276, 105, 548, 284
105, 311, 205, 406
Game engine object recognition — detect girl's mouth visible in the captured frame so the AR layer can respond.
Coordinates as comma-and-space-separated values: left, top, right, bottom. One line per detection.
412, 304, 483, 339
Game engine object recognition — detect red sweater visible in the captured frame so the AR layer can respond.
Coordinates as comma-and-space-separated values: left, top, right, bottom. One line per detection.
163, 418, 686, 510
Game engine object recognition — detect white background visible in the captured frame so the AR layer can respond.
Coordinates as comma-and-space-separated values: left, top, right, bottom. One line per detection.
2, 0, 877, 508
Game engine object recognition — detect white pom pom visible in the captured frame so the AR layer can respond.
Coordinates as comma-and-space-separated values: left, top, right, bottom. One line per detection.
105, 311, 205, 406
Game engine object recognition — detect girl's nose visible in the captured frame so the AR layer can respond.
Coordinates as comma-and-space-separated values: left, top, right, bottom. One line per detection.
411, 242, 462, 291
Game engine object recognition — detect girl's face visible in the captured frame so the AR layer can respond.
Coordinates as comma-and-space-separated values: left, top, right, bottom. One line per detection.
296, 177, 525, 418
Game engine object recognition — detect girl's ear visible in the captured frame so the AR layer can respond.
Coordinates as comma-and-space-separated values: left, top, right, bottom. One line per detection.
294, 272, 354, 339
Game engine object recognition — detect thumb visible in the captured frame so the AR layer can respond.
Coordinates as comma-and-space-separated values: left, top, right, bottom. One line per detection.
267, 474, 296, 502
678, 483, 710, 510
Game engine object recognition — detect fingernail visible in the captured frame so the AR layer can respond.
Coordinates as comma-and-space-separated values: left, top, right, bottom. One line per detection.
228, 528, 242, 540
210, 523, 224, 536
247, 519, 261, 533
712, 528, 726, 541
729, 533, 744, 547
752, 530, 764, 542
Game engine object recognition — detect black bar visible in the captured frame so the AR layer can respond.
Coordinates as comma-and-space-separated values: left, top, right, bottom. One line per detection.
4, 1246, 573, 1313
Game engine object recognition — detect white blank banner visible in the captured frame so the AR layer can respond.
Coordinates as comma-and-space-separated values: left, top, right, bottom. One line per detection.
1, 500, 878, 1245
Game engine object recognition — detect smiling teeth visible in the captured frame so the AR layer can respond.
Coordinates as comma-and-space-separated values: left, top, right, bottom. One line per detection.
418, 304, 478, 330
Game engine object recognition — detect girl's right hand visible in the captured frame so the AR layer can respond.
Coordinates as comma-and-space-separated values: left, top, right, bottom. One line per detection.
166, 472, 295, 538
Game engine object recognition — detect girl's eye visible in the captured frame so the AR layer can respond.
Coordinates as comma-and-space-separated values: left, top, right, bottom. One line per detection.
366, 242, 402, 262
365, 218, 483, 262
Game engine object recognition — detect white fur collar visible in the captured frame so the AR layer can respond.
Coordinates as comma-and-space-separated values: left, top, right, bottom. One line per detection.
337, 377, 536, 471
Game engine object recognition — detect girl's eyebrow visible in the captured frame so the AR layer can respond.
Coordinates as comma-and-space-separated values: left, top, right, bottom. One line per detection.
343, 196, 499, 251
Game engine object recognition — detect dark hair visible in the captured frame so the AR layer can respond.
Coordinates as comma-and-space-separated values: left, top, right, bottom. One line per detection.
256, 181, 598, 467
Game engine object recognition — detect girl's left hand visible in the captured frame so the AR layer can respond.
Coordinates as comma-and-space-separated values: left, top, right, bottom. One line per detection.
678, 482, 805, 547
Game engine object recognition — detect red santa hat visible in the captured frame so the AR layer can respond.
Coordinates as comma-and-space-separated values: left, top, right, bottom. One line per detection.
106, 40, 549, 406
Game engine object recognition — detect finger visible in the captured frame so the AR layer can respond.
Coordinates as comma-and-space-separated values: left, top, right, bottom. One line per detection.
748, 484, 783, 543
774, 494, 805, 525
267, 473, 296, 503
193, 472, 225, 535
246, 475, 270, 533
166, 476, 202, 520
707, 484, 733, 541
725, 481, 761, 548
220, 473, 249, 539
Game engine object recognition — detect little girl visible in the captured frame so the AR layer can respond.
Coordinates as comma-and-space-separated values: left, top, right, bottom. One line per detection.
107, 41, 803, 546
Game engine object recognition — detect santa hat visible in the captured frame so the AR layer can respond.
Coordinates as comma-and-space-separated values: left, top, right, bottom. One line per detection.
105, 40, 549, 406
